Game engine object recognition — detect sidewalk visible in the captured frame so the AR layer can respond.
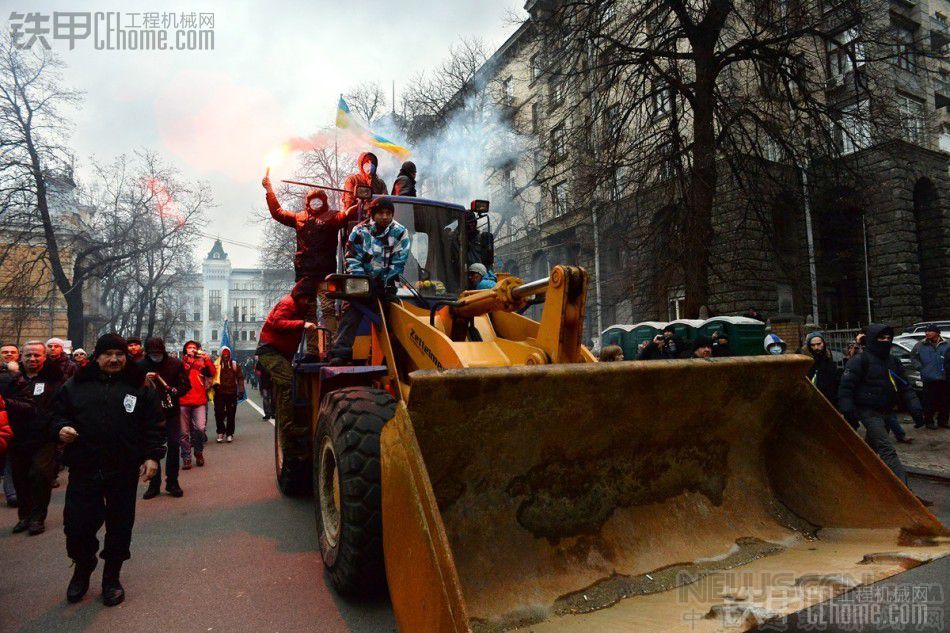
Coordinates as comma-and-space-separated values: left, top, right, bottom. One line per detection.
892, 414, 950, 478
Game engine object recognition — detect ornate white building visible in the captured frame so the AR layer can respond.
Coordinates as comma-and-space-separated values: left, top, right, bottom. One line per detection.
166, 240, 293, 360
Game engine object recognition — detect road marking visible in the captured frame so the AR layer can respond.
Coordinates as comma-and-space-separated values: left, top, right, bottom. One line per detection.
244, 398, 274, 426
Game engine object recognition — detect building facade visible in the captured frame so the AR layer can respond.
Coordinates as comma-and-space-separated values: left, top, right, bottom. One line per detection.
440, 0, 950, 342
165, 240, 292, 360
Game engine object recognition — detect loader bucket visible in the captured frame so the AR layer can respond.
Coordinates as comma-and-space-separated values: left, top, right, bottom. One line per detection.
380, 356, 948, 633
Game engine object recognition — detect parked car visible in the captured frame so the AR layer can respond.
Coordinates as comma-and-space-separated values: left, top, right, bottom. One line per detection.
891, 336, 924, 404
901, 320, 950, 335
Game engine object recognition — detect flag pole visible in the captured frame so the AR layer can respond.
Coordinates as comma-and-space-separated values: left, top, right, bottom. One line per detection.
335, 94, 341, 190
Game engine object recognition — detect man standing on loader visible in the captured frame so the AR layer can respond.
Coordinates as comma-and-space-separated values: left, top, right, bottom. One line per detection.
341, 152, 388, 214
256, 278, 318, 470
329, 198, 410, 365
838, 323, 924, 486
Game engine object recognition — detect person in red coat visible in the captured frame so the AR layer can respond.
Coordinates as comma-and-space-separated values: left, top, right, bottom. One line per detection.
255, 278, 316, 472
0, 395, 11, 456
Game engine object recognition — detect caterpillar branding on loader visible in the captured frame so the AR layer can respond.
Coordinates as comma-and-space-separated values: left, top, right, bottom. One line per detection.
276, 192, 949, 632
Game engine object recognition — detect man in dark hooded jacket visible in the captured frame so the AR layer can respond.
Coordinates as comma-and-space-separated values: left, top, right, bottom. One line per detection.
341, 152, 388, 213
838, 323, 923, 485
51, 333, 165, 607
801, 331, 841, 408
392, 161, 417, 197
262, 177, 356, 340
139, 337, 190, 499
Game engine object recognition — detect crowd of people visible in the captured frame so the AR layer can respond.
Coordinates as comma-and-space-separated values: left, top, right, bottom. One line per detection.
601, 320, 949, 504
0, 334, 253, 606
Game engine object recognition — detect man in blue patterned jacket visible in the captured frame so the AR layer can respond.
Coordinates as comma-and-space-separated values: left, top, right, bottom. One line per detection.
329, 198, 410, 364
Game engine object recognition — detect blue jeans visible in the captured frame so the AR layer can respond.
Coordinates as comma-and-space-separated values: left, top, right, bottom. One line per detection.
2, 457, 16, 501
883, 413, 906, 440
150, 412, 181, 486
860, 409, 908, 485
179, 405, 207, 459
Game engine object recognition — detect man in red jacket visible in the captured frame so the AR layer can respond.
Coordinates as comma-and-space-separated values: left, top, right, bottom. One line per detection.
256, 279, 317, 471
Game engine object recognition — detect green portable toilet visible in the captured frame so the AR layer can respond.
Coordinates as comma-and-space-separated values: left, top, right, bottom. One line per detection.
667, 319, 704, 346
628, 321, 666, 353
700, 316, 767, 356
600, 325, 634, 358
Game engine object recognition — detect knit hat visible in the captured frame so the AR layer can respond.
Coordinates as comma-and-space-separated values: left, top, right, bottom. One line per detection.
127, 336, 142, 345
468, 263, 488, 277
693, 335, 713, 350
145, 337, 166, 354
46, 337, 65, 347
72, 348, 87, 356
804, 331, 825, 345
93, 333, 129, 358
925, 323, 941, 333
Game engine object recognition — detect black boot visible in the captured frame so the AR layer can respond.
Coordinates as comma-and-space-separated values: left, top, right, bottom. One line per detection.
165, 480, 183, 498
142, 479, 160, 500
101, 560, 125, 606
67, 559, 96, 603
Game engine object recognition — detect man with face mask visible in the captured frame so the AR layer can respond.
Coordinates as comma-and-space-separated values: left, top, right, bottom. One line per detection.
262, 178, 356, 345
51, 333, 165, 606
392, 161, 417, 197
139, 337, 190, 499
763, 333, 786, 356
341, 152, 389, 213
838, 324, 923, 485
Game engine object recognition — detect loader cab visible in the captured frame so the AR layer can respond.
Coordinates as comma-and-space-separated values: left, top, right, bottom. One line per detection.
386, 196, 474, 300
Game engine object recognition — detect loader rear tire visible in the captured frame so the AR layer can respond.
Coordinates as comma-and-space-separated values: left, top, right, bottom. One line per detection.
275, 416, 312, 497
314, 386, 395, 597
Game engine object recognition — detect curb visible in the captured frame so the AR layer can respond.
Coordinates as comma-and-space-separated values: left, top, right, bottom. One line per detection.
907, 466, 950, 482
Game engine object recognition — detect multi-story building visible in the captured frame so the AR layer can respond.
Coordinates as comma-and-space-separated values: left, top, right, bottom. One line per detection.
166, 239, 292, 360
437, 0, 950, 342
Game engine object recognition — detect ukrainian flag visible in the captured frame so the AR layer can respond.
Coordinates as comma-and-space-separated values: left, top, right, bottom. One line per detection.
336, 97, 412, 160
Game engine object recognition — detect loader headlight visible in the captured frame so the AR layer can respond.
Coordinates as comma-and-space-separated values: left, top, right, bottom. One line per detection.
345, 277, 370, 295
325, 273, 372, 299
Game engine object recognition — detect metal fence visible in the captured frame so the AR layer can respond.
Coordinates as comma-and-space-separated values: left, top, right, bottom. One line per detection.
820, 327, 862, 367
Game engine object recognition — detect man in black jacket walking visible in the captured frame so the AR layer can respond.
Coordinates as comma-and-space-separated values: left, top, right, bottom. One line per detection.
838, 323, 923, 485
51, 333, 165, 606
9, 340, 64, 535
140, 337, 190, 499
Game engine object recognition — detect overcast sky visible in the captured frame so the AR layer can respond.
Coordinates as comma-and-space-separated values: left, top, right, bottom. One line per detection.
13, 0, 526, 267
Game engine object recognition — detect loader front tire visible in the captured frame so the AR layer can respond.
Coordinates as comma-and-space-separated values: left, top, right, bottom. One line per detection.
314, 386, 395, 596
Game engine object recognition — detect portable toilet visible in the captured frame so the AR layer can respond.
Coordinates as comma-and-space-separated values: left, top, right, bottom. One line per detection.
628, 321, 666, 353
600, 325, 635, 358
666, 319, 705, 346
700, 316, 767, 356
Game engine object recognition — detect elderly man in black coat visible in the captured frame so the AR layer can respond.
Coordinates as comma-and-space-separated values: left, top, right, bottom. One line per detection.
51, 333, 165, 607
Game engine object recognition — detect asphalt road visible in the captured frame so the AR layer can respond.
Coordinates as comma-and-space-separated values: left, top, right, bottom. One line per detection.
1, 392, 946, 633
0, 394, 396, 633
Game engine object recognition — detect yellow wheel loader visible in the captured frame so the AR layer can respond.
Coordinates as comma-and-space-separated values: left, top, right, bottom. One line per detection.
279, 194, 948, 632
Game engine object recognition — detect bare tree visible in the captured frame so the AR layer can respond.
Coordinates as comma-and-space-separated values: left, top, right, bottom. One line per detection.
0, 38, 209, 345
530, 0, 938, 316
344, 81, 388, 126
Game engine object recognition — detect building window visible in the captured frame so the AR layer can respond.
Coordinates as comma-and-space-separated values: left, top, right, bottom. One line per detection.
501, 77, 514, 106
531, 102, 540, 134
211, 329, 218, 341
893, 21, 918, 73
827, 26, 865, 79
250, 330, 257, 340
650, 81, 672, 119
193, 329, 200, 341
530, 54, 542, 81
552, 181, 568, 217
178, 330, 185, 342
777, 284, 794, 314
209, 290, 221, 321
836, 99, 871, 154
939, 124, 950, 152
667, 287, 685, 321
241, 330, 248, 341
551, 123, 567, 163
603, 103, 621, 142
233, 305, 239, 321
897, 92, 926, 144
549, 77, 565, 108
